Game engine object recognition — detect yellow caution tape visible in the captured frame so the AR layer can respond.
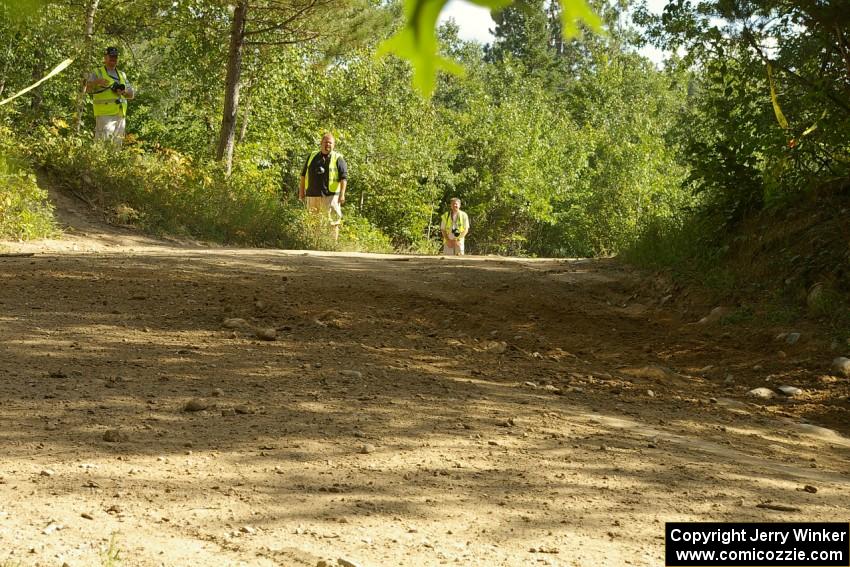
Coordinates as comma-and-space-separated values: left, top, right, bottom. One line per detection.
766, 62, 789, 130
0, 57, 74, 106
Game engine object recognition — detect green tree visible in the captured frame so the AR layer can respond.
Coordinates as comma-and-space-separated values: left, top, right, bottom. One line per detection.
214, 0, 388, 175
489, 0, 556, 78
638, 0, 850, 223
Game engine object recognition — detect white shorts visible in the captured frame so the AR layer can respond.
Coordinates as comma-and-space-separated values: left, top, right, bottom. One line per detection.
305, 194, 342, 225
95, 115, 126, 147
443, 239, 465, 255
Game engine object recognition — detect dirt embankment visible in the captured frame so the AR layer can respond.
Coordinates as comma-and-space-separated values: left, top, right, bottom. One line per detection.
0, 187, 848, 566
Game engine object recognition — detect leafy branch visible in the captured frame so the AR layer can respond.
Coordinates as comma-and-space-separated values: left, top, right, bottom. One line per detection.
378, 0, 602, 96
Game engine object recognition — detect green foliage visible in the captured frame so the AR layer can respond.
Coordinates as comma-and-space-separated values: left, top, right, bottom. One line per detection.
625, 0, 850, 331
129, 4, 231, 158
623, 210, 738, 304
623, 213, 702, 269
0, 2, 79, 122
0, 57, 73, 107
336, 63, 454, 249
489, 0, 556, 77
544, 54, 690, 256
0, 168, 55, 240
0, 0, 47, 21
31, 134, 391, 252
0, 128, 56, 240
441, 61, 571, 254
236, 48, 456, 250
338, 213, 394, 253
638, 0, 850, 223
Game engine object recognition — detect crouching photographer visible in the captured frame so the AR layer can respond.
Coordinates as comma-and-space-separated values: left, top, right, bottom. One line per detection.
440, 197, 470, 256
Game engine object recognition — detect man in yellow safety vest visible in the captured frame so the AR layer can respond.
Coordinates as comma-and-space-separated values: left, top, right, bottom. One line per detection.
440, 197, 470, 256
85, 46, 134, 147
299, 132, 348, 242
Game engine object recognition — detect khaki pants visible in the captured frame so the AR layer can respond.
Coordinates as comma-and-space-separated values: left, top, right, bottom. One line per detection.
443, 239, 465, 255
95, 115, 126, 147
305, 194, 342, 226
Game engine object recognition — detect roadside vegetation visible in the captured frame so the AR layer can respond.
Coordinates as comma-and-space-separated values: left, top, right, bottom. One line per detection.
0, 127, 56, 241
1, 0, 688, 256
624, 0, 850, 335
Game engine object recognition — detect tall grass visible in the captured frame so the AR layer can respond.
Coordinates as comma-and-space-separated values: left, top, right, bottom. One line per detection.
33, 137, 392, 252
0, 129, 57, 240
624, 190, 850, 337
622, 212, 737, 297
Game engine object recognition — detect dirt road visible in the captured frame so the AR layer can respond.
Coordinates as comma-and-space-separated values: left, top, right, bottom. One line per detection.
1, 194, 849, 566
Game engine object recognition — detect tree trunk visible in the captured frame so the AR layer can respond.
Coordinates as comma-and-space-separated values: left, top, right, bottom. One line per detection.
237, 86, 252, 144
74, 0, 100, 133
548, 1, 562, 56
216, 0, 249, 176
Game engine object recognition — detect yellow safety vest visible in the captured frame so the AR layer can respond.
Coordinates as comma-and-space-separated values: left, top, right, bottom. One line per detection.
304, 150, 342, 194
442, 211, 468, 240
91, 67, 128, 117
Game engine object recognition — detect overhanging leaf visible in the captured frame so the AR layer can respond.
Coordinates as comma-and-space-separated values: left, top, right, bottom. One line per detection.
558, 0, 601, 37
467, 0, 513, 9
376, 0, 465, 97
379, 0, 601, 96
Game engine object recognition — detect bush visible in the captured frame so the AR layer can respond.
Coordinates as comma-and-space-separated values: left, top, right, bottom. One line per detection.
338, 212, 394, 253
0, 129, 56, 240
32, 135, 392, 252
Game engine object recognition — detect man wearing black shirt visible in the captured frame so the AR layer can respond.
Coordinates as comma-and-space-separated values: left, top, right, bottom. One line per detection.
299, 133, 348, 241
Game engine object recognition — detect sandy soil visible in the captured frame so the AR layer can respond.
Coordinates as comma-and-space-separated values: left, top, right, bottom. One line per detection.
1, 188, 849, 567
